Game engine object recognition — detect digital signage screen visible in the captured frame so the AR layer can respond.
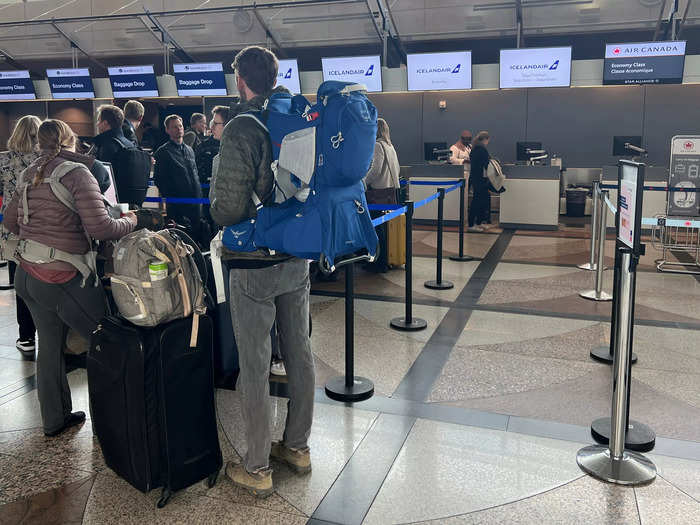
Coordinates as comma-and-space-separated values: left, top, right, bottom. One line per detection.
0, 71, 36, 100
407, 51, 472, 91
321, 55, 382, 92
108, 65, 159, 98
499, 47, 572, 89
276, 59, 301, 94
46, 68, 95, 99
173, 62, 227, 96
603, 40, 686, 85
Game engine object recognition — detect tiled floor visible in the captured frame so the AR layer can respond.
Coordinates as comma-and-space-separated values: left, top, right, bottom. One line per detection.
1, 226, 699, 524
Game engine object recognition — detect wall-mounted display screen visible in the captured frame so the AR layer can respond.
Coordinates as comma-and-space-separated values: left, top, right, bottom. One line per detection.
276, 59, 301, 94
0, 70, 36, 100
603, 40, 686, 85
321, 55, 382, 92
407, 51, 472, 91
46, 68, 95, 99
173, 62, 227, 96
108, 65, 159, 98
499, 47, 572, 89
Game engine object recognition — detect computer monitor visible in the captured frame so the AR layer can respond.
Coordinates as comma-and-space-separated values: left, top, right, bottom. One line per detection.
517, 142, 543, 161
424, 142, 447, 162
613, 136, 643, 156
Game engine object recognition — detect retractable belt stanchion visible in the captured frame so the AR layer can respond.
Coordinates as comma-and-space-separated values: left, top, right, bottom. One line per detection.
425, 188, 454, 290
578, 181, 602, 271
391, 201, 428, 332
325, 262, 374, 402
449, 179, 473, 262
579, 161, 656, 480
579, 190, 612, 302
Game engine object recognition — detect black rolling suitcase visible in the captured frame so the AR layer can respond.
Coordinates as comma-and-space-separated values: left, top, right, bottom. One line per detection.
87, 314, 222, 507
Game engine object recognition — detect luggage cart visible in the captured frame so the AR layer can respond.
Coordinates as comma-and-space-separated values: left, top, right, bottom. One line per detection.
651, 216, 700, 275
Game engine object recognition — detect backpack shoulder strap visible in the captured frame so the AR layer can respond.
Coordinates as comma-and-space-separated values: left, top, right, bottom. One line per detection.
234, 112, 269, 133
44, 160, 85, 214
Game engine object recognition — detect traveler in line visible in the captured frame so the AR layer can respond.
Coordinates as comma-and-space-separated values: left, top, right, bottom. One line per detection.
2, 119, 136, 437
469, 131, 492, 232
364, 117, 401, 272
211, 45, 315, 498
93, 105, 133, 165
184, 113, 207, 149
122, 100, 145, 145
196, 106, 228, 186
450, 130, 472, 165
0, 115, 40, 358
154, 115, 203, 245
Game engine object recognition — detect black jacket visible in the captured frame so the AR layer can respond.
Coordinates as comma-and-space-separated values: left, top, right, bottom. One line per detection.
194, 136, 220, 185
469, 144, 490, 189
121, 121, 138, 145
153, 140, 202, 201
93, 128, 133, 166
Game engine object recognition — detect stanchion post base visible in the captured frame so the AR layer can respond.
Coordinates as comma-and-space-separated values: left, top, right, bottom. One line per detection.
590, 345, 638, 365
577, 445, 656, 486
325, 376, 374, 403
449, 255, 474, 262
590, 417, 655, 453
579, 290, 613, 302
578, 262, 607, 271
390, 317, 428, 332
424, 280, 454, 290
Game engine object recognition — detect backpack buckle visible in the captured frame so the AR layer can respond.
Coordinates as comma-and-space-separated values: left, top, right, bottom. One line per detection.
331, 132, 344, 149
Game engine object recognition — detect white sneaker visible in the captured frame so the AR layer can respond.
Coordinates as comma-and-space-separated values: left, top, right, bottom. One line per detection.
481, 223, 493, 230
270, 360, 287, 377
467, 226, 484, 232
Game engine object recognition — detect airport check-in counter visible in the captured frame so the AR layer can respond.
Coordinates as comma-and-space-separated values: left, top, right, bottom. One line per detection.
601, 165, 668, 226
404, 164, 466, 224
499, 165, 561, 230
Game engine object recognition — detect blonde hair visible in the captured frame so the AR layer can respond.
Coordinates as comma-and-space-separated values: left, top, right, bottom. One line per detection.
472, 131, 490, 146
7, 115, 41, 154
33, 119, 76, 186
376, 118, 391, 144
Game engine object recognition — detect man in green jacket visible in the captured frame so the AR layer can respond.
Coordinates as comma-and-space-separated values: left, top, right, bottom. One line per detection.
210, 46, 315, 498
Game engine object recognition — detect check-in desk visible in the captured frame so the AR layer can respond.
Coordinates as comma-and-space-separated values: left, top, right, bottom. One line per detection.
601, 166, 668, 227
499, 165, 561, 230
403, 164, 466, 224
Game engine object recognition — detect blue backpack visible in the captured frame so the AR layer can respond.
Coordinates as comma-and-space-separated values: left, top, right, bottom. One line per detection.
222, 81, 379, 272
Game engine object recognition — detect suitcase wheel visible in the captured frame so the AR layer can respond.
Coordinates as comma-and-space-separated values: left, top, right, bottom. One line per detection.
207, 470, 219, 488
157, 488, 172, 509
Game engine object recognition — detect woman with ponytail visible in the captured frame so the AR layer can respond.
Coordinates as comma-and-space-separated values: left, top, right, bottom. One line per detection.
0, 115, 41, 357
2, 119, 137, 437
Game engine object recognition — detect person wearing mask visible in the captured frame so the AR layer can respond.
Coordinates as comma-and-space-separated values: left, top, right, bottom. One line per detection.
0, 115, 41, 358
450, 131, 472, 165
122, 100, 144, 145
211, 45, 314, 498
2, 119, 136, 437
469, 131, 491, 232
153, 115, 203, 244
183, 113, 207, 149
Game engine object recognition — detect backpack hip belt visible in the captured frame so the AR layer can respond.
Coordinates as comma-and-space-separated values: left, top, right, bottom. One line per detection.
16, 238, 98, 286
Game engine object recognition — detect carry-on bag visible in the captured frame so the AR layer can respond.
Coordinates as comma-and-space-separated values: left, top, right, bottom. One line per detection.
87, 313, 222, 508
387, 214, 406, 268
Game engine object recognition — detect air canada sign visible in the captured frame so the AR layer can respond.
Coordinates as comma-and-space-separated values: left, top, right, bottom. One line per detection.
603, 41, 686, 85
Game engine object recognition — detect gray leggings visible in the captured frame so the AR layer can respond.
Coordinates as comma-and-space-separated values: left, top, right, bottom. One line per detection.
14, 266, 107, 433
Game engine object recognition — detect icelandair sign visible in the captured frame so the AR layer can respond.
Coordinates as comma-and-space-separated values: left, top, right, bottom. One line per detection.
499, 47, 571, 88
276, 59, 301, 94
407, 51, 472, 91
321, 56, 382, 92
603, 40, 686, 85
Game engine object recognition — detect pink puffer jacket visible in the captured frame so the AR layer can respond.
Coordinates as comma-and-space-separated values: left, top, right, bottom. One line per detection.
2, 154, 134, 273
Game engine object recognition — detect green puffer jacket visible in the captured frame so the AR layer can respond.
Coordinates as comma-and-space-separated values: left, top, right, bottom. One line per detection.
210, 88, 292, 267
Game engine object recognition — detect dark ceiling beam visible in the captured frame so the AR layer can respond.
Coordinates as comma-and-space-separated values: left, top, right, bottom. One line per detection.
677, 0, 692, 38
376, 0, 406, 62
253, 3, 287, 58
515, 0, 523, 47
50, 20, 107, 72
0, 0, 363, 29
363, 0, 383, 43
0, 47, 43, 78
144, 9, 195, 63
653, 0, 669, 40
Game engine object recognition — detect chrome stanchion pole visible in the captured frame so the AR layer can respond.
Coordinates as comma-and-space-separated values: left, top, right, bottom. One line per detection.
325, 263, 374, 402
425, 188, 454, 290
577, 250, 656, 485
391, 202, 428, 332
580, 191, 612, 301
579, 181, 601, 271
